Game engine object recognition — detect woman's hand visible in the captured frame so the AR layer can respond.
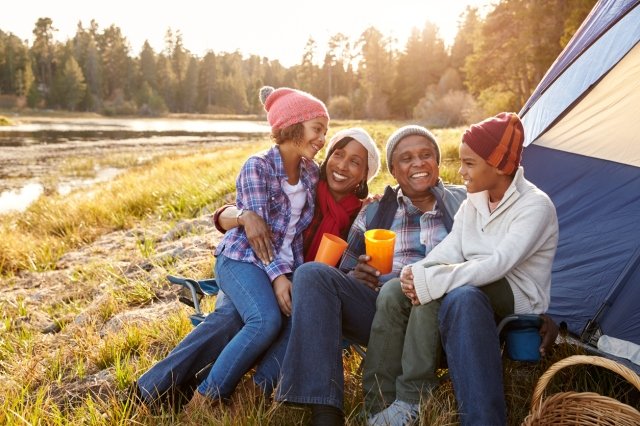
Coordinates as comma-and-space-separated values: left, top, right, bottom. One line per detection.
239, 211, 274, 265
400, 265, 419, 305
362, 193, 382, 207
273, 275, 292, 316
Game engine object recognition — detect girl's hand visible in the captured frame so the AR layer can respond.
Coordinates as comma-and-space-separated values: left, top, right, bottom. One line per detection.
240, 211, 274, 265
273, 275, 292, 316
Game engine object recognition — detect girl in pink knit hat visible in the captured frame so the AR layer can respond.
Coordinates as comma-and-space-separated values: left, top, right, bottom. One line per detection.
179, 86, 330, 411
136, 115, 383, 418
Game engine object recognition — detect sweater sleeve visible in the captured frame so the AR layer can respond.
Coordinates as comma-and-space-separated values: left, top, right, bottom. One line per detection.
413, 199, 556, 305
412, 201, 466, 300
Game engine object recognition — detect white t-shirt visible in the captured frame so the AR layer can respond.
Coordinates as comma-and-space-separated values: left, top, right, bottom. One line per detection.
278, 179, 307, 266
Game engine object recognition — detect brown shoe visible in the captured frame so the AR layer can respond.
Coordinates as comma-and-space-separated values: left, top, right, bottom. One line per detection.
230, 375, 267, 410
180, 391, 223, 422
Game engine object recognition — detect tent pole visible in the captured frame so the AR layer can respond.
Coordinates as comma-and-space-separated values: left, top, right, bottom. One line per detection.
581, 245, 640, 344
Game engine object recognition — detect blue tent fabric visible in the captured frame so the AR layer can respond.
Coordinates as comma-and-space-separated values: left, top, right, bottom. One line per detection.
519, 0, 640, 357
521, 146, 640, 343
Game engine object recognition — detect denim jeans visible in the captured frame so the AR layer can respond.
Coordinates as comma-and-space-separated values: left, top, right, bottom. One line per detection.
275, 262, 379, 409
197, 254, 282, 399
253, 315, 292, 394
136, 290, 243, 404
439, 284, 514, 426
363, 278, 441, 413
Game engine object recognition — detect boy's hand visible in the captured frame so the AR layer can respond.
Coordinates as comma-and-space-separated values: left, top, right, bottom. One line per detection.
539, 314, 559, 356
400, 265, 419, 304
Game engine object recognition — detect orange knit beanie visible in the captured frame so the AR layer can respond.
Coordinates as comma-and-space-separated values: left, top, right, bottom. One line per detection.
462, 112, 524, 175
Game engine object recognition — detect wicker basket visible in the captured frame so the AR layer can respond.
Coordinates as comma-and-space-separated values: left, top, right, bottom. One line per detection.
522, 355, 640, 426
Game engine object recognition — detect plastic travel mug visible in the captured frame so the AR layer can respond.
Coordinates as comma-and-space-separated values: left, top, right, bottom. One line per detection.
314, 233, 348, 266
364, 229, 396, 274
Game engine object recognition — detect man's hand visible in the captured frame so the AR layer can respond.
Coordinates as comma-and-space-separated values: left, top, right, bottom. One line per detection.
539, 314, 559, 356
400, 265, 420, 305
240, 211, 274, 265
349, 255, 381, 290
273, 275, 292, 316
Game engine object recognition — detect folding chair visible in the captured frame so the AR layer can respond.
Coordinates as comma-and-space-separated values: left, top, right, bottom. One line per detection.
167, 274, 220, 326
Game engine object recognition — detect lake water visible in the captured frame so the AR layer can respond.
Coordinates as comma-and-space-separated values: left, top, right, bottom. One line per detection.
0, 116, 270, 214
0, 116, 270, 137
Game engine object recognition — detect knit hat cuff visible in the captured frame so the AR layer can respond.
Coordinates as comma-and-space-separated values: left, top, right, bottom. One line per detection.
462, 112, 524, 175
327, 128, 381, 182
385, 125, 440, 173
260, 86, 329, 130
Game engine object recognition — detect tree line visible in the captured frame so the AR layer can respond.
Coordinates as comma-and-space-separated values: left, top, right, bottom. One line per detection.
0, 0, 595, 125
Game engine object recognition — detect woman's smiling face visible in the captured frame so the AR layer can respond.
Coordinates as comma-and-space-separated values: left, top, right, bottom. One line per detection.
325, 139, 368, 201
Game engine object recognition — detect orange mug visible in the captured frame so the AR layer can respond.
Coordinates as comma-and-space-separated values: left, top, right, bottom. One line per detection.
314, 233, 348, 266
364, 229, 396, 274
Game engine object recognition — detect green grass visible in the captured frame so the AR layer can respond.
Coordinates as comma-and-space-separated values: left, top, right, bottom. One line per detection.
1, 122, 637, 425
0, 115, 13, 126
0, 143, 268, 275
60, 153, 156, 178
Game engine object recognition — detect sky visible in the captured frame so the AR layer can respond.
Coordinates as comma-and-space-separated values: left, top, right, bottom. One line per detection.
4, 0, 493, 67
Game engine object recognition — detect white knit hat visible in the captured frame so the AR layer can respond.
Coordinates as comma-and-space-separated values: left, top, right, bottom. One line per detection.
326, 127, 381, 182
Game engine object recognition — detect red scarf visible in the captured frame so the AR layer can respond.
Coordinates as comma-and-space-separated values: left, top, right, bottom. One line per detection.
304, 179, 362, 262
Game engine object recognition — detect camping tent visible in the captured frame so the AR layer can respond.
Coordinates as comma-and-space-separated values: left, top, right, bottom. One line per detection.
519, 0, 640, 364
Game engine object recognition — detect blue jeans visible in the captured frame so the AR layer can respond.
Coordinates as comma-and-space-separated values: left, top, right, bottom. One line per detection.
439, 285, 509, 426
136, 291, 243, 404
275, 262, 379, 409
197, 254, 282, 399
253, 315, 292, 394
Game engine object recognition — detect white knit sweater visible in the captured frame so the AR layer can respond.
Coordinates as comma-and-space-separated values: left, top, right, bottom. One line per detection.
412, 167, 559, 314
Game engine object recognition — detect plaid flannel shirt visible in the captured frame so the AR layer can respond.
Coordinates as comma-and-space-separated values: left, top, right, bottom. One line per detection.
215, 146, 319, 282
339, 188, 448, 284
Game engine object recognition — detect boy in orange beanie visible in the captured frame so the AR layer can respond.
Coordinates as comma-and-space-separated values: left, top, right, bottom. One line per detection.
366, 113, 559, 426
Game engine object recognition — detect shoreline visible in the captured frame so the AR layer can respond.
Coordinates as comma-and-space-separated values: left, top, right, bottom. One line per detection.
0, 109, 263, 122
0, 115, 271, 212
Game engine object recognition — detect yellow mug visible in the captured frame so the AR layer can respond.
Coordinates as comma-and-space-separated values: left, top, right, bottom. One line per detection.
364, 229, 396, 274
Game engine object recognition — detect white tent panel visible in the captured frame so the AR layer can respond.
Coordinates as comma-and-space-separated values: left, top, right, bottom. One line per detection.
535, 42, 640, 168
522, 5, 640, 147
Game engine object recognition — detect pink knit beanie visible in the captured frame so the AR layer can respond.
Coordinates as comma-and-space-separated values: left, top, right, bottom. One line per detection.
462, 112, 524, 175
259, 86, 329, 130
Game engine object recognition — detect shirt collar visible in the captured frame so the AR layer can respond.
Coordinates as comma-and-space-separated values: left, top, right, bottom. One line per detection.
270, 145, 313, 183
270, 146, 287, 179
396, 186, 438, 214
467, 166, 525, 216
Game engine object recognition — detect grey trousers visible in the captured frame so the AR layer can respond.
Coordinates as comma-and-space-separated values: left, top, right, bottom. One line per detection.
363, 278, 441, 413
363, 278, 514, 414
